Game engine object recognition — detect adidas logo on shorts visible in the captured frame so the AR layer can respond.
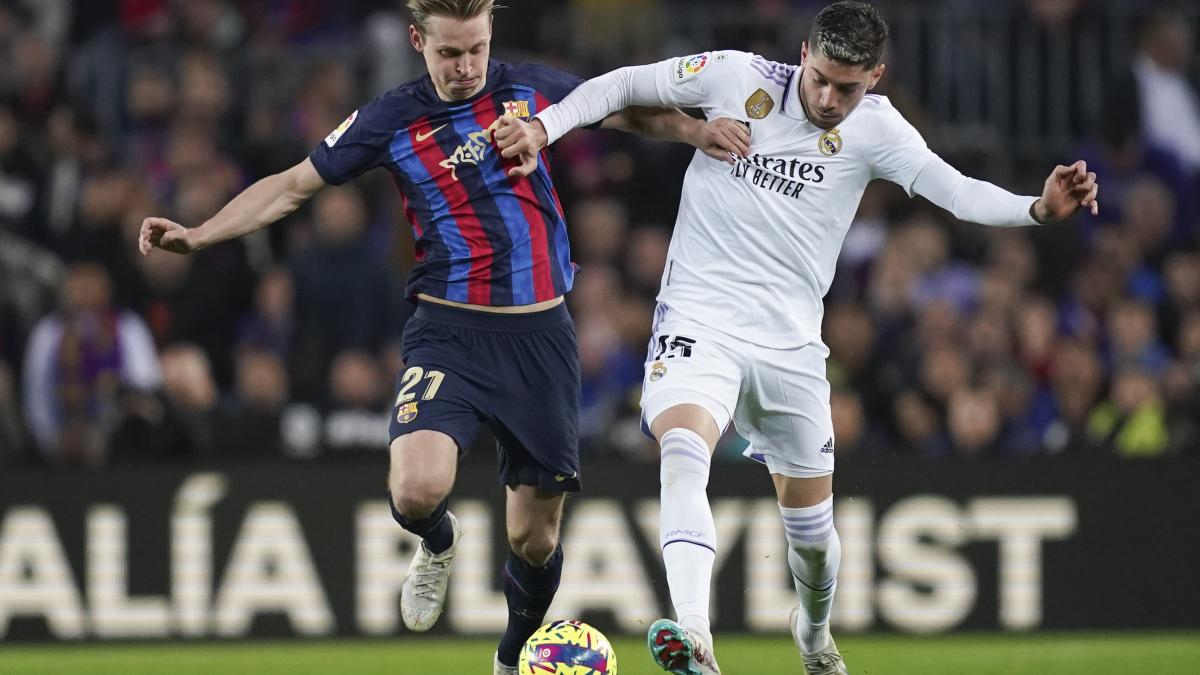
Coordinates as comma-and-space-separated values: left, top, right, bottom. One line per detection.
820, 438, 835, 454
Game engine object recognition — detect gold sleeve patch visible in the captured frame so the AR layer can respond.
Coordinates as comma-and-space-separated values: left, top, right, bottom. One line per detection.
745, 89, 775, 119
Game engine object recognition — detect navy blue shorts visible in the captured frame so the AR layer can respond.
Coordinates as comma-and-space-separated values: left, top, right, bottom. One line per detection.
390, 300, 582, 492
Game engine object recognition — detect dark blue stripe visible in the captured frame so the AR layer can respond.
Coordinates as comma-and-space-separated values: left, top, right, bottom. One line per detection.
389, 128, 471, 303
441, 98, 516, 305
529, 165, 572, 295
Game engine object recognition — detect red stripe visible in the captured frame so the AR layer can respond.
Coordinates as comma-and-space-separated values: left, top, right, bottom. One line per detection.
409, 115, 493, 304
472, 95, 556, 302
533, 92, 568, 219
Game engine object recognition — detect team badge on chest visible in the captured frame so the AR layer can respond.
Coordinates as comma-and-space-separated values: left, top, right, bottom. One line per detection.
818, 128, 843, 156
745, 89, 775, 120
503, 100, 530, 119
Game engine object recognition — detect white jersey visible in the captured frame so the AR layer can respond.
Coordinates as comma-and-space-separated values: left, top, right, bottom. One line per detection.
645, 51, 937, 349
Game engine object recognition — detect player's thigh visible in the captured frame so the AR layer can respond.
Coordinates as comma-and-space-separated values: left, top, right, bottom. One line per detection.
771, 472, 833, 508
736, 342, 835, 480
387, 430, 459, 509
641, 320, 741, 446
505, 484, 566, 564
648, 404, 721, 450
388, 316, 487, 500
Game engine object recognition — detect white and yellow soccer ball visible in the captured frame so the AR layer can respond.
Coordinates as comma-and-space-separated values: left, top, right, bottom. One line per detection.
519, 619, 617, 675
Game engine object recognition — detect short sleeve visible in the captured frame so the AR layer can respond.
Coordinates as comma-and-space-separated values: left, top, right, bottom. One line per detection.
308, 96, 397, 186
649, 50, 750, 111
866, 97, 938, 195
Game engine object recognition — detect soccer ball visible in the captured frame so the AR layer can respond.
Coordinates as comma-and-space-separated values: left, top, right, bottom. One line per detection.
519, 619, 617, 674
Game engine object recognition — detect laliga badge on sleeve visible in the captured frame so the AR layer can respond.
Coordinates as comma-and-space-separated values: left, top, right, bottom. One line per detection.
325, 110, 358, 147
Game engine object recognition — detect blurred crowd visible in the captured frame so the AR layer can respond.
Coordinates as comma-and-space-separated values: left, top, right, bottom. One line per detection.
0, 0, 1198, 470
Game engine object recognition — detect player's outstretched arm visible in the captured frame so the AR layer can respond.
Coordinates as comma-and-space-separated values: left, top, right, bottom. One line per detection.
910, 156, 1099, 228
602, 108, 750, 163
138, 157, 326, 256
495, 113, 749, 178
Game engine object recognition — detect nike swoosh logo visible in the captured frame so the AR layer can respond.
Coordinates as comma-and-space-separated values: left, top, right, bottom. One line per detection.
416, 124, 447, 142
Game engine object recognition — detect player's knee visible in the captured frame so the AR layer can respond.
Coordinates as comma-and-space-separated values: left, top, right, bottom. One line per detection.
509, 527, 559, 567
389, 481, 447, 519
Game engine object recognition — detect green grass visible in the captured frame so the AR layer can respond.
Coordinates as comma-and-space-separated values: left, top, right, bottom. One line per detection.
1, 632, 1197, 674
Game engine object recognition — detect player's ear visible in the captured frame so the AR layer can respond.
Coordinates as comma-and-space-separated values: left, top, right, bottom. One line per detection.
867, 63, 886, 90
800, 41, 809, 64
409, 24, 424, 52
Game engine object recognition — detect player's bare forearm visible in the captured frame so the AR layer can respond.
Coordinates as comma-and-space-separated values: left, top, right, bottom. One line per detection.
140, 158, 325, 255
602, 109, 750, 162
194, 160, 325, 248
602, 106, 699, 143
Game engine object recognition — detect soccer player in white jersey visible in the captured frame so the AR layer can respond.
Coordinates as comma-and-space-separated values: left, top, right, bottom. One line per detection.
496, 3, 1099, 674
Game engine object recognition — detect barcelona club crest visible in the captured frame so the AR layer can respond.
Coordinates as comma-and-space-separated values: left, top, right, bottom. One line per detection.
818, 128, 843, 156
503, 100, 531, 119
396, 402, 419, 424
650, 361, 668, 381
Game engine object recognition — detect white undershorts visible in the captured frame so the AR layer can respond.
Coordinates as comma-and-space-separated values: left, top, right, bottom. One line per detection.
639, 304, 835, 478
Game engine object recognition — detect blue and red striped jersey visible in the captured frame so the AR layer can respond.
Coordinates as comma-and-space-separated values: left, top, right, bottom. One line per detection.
309, 60, 585, 307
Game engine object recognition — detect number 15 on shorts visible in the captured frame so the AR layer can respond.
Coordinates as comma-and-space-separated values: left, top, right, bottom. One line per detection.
654, 334, 696, 360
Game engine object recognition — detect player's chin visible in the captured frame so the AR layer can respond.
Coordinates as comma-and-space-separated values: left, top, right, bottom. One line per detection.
812, 114, 843, 129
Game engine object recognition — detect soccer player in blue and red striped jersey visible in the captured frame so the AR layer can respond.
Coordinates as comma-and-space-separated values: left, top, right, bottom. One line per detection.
137, 1, 747, 672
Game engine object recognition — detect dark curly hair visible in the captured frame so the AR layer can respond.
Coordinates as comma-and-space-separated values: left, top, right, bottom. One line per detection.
809, 2, 889, 68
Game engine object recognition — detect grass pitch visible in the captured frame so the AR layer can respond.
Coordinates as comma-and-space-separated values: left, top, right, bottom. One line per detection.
1, 632, 1197, 674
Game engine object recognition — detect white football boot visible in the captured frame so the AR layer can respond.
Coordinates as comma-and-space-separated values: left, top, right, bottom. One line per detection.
790, 605, 848, 675
647, 618, 721, 675
400, 511, 463, 631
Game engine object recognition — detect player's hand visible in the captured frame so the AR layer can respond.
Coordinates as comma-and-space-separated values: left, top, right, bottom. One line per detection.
1032, 160, 1099, 223
696, 117, 751, 164
495, 116, 547, 178
139, 217, 198, 256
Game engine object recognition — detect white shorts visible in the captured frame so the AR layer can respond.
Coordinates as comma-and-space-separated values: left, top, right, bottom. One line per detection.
640, 305, 835, 478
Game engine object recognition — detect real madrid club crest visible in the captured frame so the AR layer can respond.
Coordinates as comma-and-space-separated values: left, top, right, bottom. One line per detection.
744, 88, 775, 120
650, 361, 668, 382
818, 128, 843, 156
396, 402, 419, 424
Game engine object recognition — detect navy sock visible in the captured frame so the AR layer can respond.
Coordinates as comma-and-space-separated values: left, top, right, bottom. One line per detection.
496, 546, 564, 667
389, 494, 454, 555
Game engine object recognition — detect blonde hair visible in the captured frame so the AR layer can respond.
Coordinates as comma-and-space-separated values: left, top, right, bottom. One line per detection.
407, 0, 499, 34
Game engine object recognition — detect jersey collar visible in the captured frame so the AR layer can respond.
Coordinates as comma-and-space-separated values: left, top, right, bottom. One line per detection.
778, 65, 810, 123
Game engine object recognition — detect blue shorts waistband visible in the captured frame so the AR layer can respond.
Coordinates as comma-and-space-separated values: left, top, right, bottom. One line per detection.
413, 299, 571, 331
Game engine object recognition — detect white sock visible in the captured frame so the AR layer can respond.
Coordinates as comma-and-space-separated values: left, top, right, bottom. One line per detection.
780, 495, 840, 654
658, 428, 716, 646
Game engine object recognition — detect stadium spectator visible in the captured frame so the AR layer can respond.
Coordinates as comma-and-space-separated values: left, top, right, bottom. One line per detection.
0, 362, 25, 466
947, 387, 1004, 458
235, 266, 296, 361
1131, 8, 1200, 176
321, 349, 390, 457
289, 184, 395, 400
1087, 365, 1170, 457
22, 262, 161, 466
211, 348, 288, 458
